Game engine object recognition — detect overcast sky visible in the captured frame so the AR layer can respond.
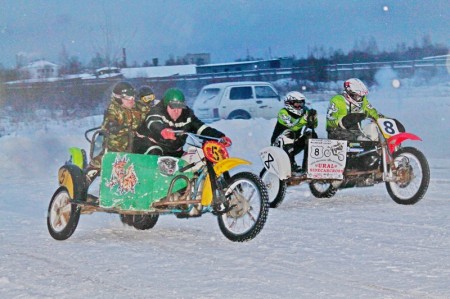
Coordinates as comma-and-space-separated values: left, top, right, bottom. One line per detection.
0, 0, 448, 68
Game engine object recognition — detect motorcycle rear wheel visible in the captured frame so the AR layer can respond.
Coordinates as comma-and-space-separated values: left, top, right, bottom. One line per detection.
218, 172, 269, 242
309, 181, 337, 198
386, 147, 430, 205
260, 168, 287, 208
47, 186, 81, 240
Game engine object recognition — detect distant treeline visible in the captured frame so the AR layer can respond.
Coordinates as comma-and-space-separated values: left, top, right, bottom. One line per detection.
1, 35, 447, 83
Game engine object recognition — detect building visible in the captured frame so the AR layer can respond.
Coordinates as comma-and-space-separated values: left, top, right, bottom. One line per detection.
19, 60, 59, 79
196, 57, 294, 74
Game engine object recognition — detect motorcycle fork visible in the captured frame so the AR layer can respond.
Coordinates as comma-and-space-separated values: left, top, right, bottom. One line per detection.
382, 143, 397, 182
206, 161, 225, 206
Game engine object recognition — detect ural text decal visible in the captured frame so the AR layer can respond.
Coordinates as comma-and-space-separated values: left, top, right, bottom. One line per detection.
106, 154, 138, 194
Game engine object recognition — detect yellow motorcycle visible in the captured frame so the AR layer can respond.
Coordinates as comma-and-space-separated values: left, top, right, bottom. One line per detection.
47, 129, 269, 242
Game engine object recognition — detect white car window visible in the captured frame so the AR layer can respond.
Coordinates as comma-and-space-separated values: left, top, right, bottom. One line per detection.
230, 86, 253, 100
255, 86, 278, 99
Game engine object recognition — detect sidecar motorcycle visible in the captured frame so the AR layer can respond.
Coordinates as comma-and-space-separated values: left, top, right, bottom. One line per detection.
47, 128, 269, 242
260, 115, 430, 208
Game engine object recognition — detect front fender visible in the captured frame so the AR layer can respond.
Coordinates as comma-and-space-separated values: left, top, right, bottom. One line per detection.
58, 164, 88, 201
387, 132, 422, 153
201, 158, 251, 206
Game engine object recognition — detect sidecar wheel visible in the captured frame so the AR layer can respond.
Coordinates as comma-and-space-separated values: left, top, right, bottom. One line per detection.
386, 147, 430, 205
132, 214, 159, 230
309, 181, 337, 198
47, 187, 80, 240
119, 214, 134, 226
218, 172, 269, 242
260, 168, 287, 208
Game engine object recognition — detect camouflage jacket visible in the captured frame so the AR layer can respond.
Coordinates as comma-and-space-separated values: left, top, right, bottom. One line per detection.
101, 99, 143, 152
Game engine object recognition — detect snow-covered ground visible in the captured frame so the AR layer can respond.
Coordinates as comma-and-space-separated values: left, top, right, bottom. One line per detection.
0, 78, 449, 298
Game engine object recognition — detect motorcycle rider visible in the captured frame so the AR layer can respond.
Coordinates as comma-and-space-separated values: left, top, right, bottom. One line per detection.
86, 81, 143, 183
326, 78, 384, 140
136, 85, 159, 119
270, 91, 318, 173
134, 88, 231, 157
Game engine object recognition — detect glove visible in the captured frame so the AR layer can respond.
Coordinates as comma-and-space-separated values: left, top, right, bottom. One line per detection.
282, 129, 294, 139
219, 136, 232, 147
306, 109, 317, 128
308, 109, 317, 117
161, 128, 176, 140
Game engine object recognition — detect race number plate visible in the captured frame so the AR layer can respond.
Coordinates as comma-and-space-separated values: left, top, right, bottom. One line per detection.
377, 118, 401, 139
307, 139, 347, 179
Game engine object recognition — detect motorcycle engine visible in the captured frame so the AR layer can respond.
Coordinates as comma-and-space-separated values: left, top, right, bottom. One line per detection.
346, 141, 380, 170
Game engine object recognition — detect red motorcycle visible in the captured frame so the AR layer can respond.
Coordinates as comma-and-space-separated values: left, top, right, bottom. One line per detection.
260, 114, 430, 207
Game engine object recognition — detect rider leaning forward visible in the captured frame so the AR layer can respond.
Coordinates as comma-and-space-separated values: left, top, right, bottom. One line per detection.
326, 78, 384, 140
270, 91, 318, 173
133, 88, 231, 156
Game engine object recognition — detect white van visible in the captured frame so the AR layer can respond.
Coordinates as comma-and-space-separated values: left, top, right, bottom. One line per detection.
193, 81, 282, 122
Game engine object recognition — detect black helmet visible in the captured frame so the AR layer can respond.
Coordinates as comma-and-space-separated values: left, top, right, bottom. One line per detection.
138, 85, 155, 104
112, 81, 136, 103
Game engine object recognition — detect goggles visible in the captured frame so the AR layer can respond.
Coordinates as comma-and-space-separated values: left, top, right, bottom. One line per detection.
142, 94, 156, 103
292, 100, 305, 109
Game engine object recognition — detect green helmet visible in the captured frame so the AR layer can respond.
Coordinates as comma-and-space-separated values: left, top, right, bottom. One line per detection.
163, 88, 186, 109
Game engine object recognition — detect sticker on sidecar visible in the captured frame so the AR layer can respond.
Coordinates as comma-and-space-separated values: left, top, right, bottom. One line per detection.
99, 152, 193, 211
307, 139, 347, 179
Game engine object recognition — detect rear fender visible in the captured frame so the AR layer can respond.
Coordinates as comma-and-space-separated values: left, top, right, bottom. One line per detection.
58, 164, 88, 201
387, 132, 422, 154
201, 158, 251, 206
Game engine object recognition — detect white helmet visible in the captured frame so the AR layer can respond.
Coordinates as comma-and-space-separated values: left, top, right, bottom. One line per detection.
284, 91, 306, 116
344, 78, 368, 103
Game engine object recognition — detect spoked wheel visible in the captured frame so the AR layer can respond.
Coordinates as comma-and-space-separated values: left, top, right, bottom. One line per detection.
386, 147, 430, 205
218, 172, 269, 242
47, 186, 80, 240
309, 181, 337, 198
260, 168, 287, 208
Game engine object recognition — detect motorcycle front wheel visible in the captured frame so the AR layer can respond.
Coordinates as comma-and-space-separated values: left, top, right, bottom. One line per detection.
260, 168, 287, 208
218, 172, 269, 242
386, 147, 430, 205
47, 186, 81, 240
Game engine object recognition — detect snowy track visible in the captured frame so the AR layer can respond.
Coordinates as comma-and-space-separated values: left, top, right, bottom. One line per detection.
1, 84, 449, 298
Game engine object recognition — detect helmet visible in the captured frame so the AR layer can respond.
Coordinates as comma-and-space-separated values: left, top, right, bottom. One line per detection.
138, 85, 155, 104
112, 81, 136, 103
163, 88, 186, 109
284, 91, 306, 116
343, 78, 368, 103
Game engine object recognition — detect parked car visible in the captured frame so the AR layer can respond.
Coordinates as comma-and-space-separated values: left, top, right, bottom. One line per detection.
193, 81, 282, 122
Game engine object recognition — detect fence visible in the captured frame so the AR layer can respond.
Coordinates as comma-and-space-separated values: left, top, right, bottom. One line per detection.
1, 57, 447, 118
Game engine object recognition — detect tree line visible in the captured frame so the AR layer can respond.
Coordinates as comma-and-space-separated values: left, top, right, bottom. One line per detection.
0, 34, 447, 83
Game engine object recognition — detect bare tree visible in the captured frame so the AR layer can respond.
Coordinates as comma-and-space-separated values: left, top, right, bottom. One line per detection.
89, 3, 137, 68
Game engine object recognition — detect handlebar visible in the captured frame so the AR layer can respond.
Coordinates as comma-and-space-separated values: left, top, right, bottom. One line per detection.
173, 130, 230, 147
